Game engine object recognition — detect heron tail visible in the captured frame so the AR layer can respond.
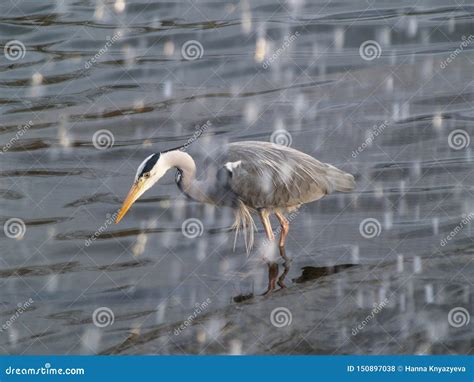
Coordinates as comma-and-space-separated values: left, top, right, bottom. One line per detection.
326, 165, 356, 193
232, 200, 257, 255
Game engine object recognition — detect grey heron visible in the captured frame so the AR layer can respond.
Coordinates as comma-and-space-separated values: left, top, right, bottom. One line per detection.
115, 141, 355, 294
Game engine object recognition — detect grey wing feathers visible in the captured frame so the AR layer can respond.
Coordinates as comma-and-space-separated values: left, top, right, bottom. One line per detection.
222, 141, 355, 209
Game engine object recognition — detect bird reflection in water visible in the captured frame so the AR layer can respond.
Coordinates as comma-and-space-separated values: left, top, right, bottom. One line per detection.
234, 263, 357, 303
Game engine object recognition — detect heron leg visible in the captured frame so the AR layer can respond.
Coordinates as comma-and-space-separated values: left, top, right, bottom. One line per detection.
259, 210, 278, 295
274, 211, 291, 289
274, 211, 289, 251
259, 209, 274, 241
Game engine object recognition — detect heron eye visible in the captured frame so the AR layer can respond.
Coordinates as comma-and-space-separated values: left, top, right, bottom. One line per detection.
144, 173, 151, 179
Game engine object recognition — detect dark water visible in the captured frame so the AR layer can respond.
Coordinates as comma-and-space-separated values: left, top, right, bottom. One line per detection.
0, 0, 473, 354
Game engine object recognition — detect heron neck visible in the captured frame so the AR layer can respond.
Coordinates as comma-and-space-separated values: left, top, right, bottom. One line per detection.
163, 150, 209, 203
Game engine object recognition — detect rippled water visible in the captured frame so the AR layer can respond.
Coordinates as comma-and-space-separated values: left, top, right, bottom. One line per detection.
0, 0, 473, 354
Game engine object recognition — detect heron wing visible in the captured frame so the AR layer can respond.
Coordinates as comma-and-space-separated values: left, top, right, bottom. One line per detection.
214, 141, 354, 209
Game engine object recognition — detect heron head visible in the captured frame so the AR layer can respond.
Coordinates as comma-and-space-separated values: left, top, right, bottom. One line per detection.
115, 153, 170, 224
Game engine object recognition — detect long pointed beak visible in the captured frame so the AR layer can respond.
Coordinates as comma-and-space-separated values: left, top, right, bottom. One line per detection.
115, 183, 142, 224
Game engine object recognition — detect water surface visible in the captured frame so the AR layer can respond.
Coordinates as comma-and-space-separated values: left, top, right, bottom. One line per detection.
0, 0, 473, 354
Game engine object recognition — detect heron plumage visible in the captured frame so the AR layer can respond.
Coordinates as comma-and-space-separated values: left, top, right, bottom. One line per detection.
219, 141, 355, 210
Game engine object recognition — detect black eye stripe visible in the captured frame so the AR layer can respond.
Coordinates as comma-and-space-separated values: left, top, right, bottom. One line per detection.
139, 153, 160, 178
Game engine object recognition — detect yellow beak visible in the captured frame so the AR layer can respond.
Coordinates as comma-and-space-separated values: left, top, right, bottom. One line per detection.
115, 183, 142, 224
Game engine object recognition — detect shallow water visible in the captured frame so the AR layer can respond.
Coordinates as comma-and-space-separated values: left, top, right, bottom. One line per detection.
0, 0, 473, 354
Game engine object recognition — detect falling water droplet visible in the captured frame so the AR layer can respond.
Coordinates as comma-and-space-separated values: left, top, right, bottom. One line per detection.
397, 254, 404, 272
384, 211, 393, 230
46, 274, 59, 292
114, 0, 126, 13
407, 18, 418, 37
432, 217, 439, 235
163, 80, 172, 97
432, 113, 443, 130
241, 0, 252, 34
254, 37, 267, 63
164, 41, 174, 57
229, 339, 243, 355
351, 245, 359, 264
424, 284, 434, 304
81, 328, 101, 353
334, 27, 344, 51
413, 256, 422, 274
